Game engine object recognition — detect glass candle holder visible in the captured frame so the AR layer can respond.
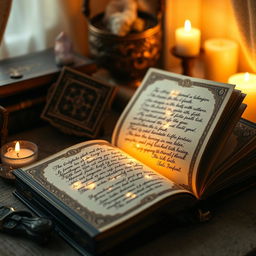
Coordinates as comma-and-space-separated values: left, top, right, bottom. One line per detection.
1, 140, 38, 169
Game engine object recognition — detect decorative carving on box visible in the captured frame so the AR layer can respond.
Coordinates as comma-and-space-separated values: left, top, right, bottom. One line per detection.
88, 11, 162, 81
41, 67, 116, 138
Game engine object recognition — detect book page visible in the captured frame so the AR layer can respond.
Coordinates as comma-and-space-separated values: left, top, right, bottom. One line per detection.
22, 140, 188, 232
112, 68, 234, 195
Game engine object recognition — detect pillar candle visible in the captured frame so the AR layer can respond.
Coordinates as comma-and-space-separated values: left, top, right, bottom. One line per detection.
175, 20, 201, 57
204, 38, 238, 83
228, 72, 256, 122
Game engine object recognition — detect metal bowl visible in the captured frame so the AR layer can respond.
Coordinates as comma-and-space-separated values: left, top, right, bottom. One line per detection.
88, 11, 162, 81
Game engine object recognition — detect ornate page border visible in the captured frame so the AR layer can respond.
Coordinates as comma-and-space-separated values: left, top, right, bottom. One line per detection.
112, 69, 232, 192
24, 141, 181, 231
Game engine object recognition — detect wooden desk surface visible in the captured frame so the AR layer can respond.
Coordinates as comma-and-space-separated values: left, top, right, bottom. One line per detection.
2, 113, 256, 256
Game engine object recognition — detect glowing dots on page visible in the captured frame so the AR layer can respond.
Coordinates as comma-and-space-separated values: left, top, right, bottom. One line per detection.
125, 192, 137, 199
71, 181, 83, 190
170, 90, 180, 97
86, 182, 96, 190
136, 143, 141, 149
82, 156, 95, 162
162, 122, 170, 129
165, 108, 173, 116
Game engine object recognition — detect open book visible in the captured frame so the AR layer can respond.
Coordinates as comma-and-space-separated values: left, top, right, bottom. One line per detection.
13, 68, 256, 255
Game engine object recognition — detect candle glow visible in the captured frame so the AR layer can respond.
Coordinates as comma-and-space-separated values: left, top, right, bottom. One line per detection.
184, 20, 191, 32
204, 38, 238, 83
1, 140, 38, 168
228, 72, 256, 122
15, 141, 20, 154
175, 19, 201, 56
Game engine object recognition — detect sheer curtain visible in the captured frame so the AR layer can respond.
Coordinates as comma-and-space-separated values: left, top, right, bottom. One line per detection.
231, 0, 256, 73
0, 0, 88, 60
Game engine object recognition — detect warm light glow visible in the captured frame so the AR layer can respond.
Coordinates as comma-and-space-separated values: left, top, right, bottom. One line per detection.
82, 156, 94, 162
15, 141, 20, 152
184, 20, 191, 32
244, 72, 250, 81
163, 122, 170, 129
170, 90, 180, 97
72, 181, 83, 190
228, 72, 256, 122
86, 182, 96, 190
175, 19, 201, 56
204, 39, 238, 83
144, 174, 152, 179
136, 143, 141, 149
125, 192, 136, 199
165, 109, 172, 116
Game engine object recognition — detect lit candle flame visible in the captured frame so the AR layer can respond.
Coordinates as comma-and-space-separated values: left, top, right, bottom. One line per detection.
244, 72, 250, 81
184, 20, 191, 32
15, 141, 20, 152
15, 141, 20, 158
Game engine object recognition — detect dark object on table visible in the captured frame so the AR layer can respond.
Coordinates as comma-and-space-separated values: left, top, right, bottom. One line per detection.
0, 205, 53, 244
0, 105, 8, 148
41, 67, 117, 138
0, 48, 97, 134
85, 0, 162, 81
171, 46, 199, 76
0, 165, 15, 180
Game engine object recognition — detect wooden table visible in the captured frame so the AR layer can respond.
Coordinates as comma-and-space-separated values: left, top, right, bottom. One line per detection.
1, 113, 256, 256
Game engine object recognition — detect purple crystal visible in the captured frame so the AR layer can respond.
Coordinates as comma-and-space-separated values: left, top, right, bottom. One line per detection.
54, 32, 74, 66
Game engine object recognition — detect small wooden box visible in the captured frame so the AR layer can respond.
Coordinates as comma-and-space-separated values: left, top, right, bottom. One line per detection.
0, 48, 97, 133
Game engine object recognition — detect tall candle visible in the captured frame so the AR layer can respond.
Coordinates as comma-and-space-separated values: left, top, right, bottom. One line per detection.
204, 38, 238, 83
175, 20, 201, 56
228, 72, 256, 122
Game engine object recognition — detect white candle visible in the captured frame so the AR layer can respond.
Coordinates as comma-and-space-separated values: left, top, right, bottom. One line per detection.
204, 38, 238, 83
175, 20, 201, 56
228, 72, 256, 122
1, 141, 38, 168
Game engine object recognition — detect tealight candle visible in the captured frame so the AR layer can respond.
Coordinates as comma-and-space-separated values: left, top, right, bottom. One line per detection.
1, 140, 38, 168
204, 38, 238, 83
175, 20, 201, 56
228, 72, 256, 122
